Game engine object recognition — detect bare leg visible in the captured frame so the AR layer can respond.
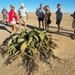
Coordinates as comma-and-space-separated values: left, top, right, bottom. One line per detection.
6, 19, 8, 24
45, 19, 46, 30
3, 20, 4, 24
19, 22, 22, 29
74, 30, 75, 35
47, 25, 49, 30
24, 22, 26, 29
45, 25, 47, 30
12, 24, 14, 33
72, 30, 75, 39
42, 21, 44, 29
58, 24, 60, 32
3, 17, 4, 24
39, 21, 41, 29
13, 24, 16, 33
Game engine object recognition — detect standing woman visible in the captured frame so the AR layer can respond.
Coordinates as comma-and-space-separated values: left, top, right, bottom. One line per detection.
8, 5, 18, 35
44, 5, 51, 31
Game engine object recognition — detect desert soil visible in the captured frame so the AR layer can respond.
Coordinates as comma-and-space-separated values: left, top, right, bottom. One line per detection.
0, 13, 75, 75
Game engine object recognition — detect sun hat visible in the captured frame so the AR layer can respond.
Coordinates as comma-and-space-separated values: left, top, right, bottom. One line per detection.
21, 3, 24, 6
46, 5, 49, 7
10, 5, 15, 10
10, 5, 13, 7
10, 5, 15, 8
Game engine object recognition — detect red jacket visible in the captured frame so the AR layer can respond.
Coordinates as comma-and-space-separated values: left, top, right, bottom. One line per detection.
8, 10, 18, 22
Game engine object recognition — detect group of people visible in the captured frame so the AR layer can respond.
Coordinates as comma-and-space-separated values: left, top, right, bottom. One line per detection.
1, 3, 75, 39
36, 3, 62, 33
36, 3, 51, 31
1, 3, 28, 35
36, 3, 75, 39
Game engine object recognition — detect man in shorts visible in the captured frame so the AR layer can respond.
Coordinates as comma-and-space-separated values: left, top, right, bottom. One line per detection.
18, 3, 28, 29
36, 3, 45, 29
71, 11, 75, 39
56, 4, 62, 33
2, 7, 8, 24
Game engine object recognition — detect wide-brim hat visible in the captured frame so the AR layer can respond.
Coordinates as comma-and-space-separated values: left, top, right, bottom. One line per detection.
10, 5, 15, 9
46, 5, 49, 7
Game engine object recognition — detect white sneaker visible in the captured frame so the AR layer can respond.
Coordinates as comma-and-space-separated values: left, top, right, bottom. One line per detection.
2, 24, 5, 27
10, 33, 13, 36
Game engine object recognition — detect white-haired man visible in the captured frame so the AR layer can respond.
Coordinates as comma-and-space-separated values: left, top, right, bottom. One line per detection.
18, 3, 28, 29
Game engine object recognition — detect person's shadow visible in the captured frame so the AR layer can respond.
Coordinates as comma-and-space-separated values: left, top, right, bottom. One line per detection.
0, 20, 11, 33
26, 24, 38, 29
26, 24, 73, 38
0, 25, 11, 34
49, 26, 73, 37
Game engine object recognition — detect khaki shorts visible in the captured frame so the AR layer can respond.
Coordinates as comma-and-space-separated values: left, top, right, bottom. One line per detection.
3, 15, 7, 21
19, 16, 26, 23
72, 19, 75, 30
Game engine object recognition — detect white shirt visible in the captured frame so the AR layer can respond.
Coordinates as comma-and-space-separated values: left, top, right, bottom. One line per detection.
18, 7, 28, 17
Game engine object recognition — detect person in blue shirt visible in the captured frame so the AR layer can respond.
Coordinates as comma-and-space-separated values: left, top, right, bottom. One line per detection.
36, 3, 45, 29
18, 3, 28, 29
56, 4, 63, 34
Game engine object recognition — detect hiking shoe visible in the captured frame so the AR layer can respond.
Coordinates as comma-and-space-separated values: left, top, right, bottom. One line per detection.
56, 31, 60, 34
2, 24, 5, 27
10, 33, 13, 36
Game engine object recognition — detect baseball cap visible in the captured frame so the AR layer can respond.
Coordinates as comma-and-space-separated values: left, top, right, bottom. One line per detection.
40, 3, 42, 6
21, 3, 24, 6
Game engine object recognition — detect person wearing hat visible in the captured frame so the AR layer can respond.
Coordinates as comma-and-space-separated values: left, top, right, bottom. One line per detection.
36, 3, 45, 29
2, 7, 8, 24
8, 5, 18, 35
18, 3, 28, 29
44, 5, 51, 31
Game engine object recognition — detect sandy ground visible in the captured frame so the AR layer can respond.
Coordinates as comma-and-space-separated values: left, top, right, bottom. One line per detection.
0, 13, 75, 75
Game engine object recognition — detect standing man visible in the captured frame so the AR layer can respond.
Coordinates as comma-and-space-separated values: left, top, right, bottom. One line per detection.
36, 3, 45, 29
71, 11, 75, 39
18, 3, 28, 29
56, 4, 63, 34
2, 7, 8, 24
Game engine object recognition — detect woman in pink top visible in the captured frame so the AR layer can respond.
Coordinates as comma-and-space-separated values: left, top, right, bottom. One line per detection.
8, 5, 18, 35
